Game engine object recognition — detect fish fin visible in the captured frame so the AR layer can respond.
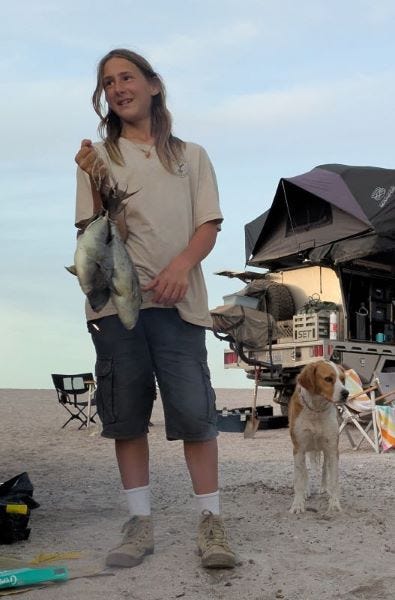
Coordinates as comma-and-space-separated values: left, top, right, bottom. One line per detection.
109, 281, 122, 296
93, 263, 113, 286
101, 183, 140, 219
87, 288, 111, 312
65, 265, 77, 276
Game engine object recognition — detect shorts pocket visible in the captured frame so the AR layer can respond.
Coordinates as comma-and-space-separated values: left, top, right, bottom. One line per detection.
95, 358, 116, 424
200, 362, 217, 424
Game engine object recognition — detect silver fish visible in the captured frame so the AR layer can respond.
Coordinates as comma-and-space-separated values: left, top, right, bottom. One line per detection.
108, 221, 141, 330
66, 214, 112, 295
67, 180, 141, 329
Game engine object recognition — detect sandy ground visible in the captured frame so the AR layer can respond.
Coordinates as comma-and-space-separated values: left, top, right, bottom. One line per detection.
0, 387, 394, 600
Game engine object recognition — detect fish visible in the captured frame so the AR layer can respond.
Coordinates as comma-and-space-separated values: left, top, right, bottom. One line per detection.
108, 220, 141, 330
67, 177, 141, 329
66, 215, 112, 296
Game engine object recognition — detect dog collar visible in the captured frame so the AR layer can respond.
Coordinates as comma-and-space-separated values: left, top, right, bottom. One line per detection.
298, 386, 332, 412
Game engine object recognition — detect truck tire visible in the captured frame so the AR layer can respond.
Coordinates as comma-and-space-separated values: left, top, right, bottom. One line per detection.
258, 282, 295, 321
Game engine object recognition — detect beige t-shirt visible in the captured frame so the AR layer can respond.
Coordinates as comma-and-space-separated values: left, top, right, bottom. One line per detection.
75, 139, 223, 328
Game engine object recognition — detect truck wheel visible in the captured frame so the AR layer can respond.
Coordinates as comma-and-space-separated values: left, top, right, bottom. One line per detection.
258, 283, 295, 321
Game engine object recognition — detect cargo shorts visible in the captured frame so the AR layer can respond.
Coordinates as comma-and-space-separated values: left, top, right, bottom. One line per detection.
87, 308, 218, 441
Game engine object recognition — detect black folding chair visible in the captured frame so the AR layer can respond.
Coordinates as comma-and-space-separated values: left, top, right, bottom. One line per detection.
51, 373, 97, 429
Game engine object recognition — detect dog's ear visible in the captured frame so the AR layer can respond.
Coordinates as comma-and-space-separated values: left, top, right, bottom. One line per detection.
298, 362, 317, 393
336, 363, 346, 382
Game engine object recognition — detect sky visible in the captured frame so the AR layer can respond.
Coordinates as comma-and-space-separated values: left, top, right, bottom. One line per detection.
3, 0, 395, 389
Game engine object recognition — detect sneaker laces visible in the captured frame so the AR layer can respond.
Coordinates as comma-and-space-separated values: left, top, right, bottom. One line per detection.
122, 516, 151, 543
201, 511, 229, 548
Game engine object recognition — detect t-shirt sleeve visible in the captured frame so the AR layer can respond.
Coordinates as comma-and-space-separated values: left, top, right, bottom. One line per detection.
192, 146, 223, 231
75, 166, 94, 228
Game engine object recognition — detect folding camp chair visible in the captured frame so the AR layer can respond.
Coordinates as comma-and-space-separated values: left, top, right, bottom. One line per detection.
338, 369, 395, 453
51, 373, 97, 429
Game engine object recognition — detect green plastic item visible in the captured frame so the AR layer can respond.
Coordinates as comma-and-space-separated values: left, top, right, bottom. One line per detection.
0, 566, 69, 589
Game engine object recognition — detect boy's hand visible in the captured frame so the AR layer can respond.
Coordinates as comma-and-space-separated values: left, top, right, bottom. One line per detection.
142, 256, 191, 305
75, 139, 108, 180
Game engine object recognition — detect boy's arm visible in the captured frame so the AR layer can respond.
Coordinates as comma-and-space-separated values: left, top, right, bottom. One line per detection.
143, 220, 219, 305
75, 139, 128, 241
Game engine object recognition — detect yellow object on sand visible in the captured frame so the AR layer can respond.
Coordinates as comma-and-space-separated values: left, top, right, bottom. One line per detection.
29, 552, 83, 565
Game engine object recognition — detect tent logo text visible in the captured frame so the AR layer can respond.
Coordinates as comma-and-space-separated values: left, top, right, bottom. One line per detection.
371, 186, 395, 208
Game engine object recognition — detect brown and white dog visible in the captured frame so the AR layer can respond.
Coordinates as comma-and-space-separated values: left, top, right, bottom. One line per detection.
288, 360, 349, 514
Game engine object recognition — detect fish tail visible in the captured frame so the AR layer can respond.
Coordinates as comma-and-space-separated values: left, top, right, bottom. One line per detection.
101, 183, 139, 219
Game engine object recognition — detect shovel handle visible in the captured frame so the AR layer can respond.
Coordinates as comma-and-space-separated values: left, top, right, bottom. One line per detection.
251, 366, 261, 413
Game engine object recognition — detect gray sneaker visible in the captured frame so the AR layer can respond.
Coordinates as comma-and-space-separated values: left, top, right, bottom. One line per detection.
106, 515, 154, 568
198, 510, 235, 569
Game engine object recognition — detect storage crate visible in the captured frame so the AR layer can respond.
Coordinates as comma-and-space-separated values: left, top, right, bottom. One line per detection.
259, 415, 288, 429
293, 313, 329, 341
216, 405, 274, 433
217, 405, 288, 433
276, 319, 293, 343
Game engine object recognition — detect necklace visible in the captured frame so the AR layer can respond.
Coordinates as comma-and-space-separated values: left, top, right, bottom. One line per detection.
128, 139, 155, 159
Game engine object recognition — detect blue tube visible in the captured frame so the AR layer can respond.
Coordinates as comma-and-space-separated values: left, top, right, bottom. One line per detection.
0, 566, 69, 588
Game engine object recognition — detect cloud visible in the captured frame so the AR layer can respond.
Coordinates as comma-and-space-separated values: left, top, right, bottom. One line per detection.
0, 77, 97, 165
148, 20, 259, 67
168, 71, 395, 155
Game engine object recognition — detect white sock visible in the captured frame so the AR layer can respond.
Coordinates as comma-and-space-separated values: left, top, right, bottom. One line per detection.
124, 484, 151, 516
194, 490, 220, 515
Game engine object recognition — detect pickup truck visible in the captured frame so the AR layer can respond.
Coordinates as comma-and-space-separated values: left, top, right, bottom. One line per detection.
212, 164, 395, 414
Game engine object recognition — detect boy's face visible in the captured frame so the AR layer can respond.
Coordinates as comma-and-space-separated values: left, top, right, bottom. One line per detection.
102, 57, 159, 126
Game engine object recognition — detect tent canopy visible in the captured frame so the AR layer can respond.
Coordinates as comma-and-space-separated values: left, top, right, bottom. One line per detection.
246, 164, 395, 269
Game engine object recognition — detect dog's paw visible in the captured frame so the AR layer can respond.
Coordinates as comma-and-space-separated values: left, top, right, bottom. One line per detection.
289, 499, 305, 514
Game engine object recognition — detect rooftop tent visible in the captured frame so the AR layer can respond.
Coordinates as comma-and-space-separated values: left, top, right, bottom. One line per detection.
246, 164, 395, 269
244, 210, 268, 263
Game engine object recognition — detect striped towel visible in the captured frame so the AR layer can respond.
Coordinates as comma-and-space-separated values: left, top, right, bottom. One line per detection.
376, 405, 395, 451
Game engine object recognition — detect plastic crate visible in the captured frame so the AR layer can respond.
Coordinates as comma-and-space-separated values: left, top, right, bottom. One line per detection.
216, 405, 273, 432
293, 313, 329, 341
276, 319, 293, 343
258, 415, 288, 429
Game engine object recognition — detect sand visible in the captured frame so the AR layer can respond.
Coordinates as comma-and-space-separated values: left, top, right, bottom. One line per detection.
0, 387, 394, 600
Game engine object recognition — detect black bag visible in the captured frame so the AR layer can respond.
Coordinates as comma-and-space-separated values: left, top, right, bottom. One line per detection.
0, 472, 40, 544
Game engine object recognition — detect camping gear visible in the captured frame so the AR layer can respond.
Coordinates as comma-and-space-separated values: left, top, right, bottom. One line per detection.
329, 310, 338, 340
211, 304, 278, 350
244, 367, 261, 438
338, 369, 395, 452
216, 405, 275, 433
51, 373, 97, 429
0, 566, 69, 589
245, 164, 395, 269
0, 473, 39, 544
355, 303, 368, 340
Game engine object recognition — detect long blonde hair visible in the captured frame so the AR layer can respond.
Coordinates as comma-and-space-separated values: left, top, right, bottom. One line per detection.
92, 48, 185, 173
